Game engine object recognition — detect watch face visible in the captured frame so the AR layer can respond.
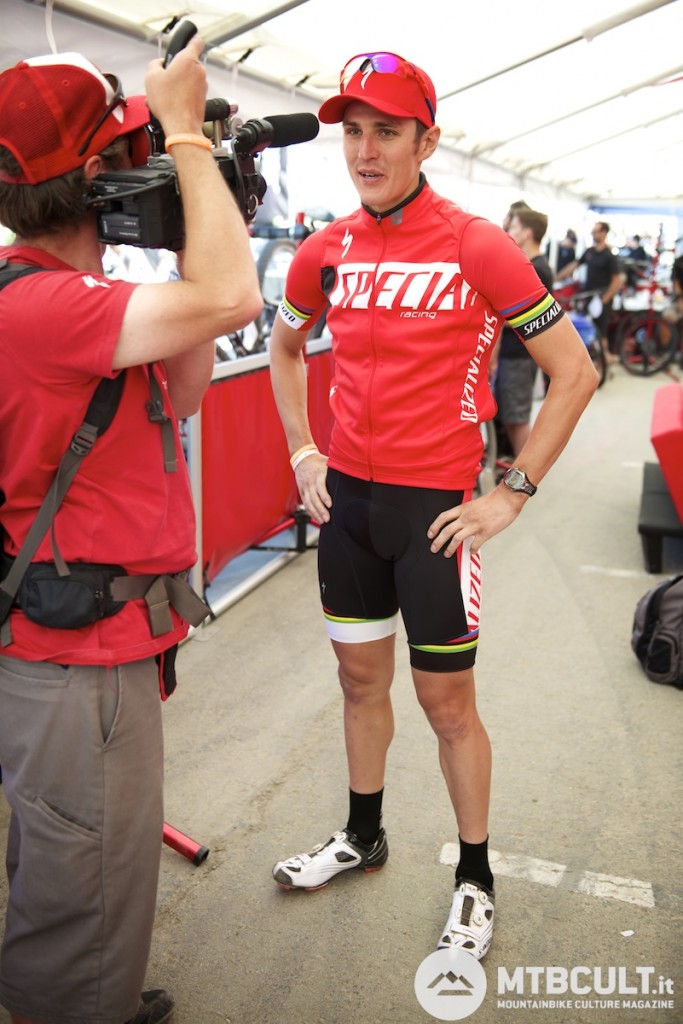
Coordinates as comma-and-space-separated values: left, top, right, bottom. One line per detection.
505, 468, 525, 490
503, 468, 536, 494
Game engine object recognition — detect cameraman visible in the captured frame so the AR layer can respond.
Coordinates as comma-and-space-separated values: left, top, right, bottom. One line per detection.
0, 37, 261, 1024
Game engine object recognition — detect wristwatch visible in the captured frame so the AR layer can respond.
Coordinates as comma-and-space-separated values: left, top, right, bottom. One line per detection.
502, 466, 537, 496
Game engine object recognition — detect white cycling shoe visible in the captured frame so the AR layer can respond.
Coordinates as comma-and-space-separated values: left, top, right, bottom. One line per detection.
272, 827, 388, 891
437, 878, 495, 960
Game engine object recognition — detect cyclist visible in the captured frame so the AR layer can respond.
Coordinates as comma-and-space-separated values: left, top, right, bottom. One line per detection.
269, 50, 598, 959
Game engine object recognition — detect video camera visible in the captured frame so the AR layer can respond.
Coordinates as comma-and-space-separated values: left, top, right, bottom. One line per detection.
87, 104, 319, 251
85, 20, 319, 251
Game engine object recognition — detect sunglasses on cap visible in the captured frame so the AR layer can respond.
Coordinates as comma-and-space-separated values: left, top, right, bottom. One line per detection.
77, 73, 126, 157
340, 51, 435, 125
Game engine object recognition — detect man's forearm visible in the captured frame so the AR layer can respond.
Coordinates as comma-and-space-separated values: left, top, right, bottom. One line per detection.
269, 337, 314, 455
601, 274, 624, 305
555, 260, 577, 281
513, 365, 597, 485
173, 146, 257, 318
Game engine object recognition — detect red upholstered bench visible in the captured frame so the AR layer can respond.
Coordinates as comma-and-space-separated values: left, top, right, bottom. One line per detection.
638, 383, 683, 572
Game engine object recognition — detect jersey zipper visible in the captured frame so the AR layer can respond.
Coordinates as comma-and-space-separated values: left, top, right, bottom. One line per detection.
366, 215, 389, 481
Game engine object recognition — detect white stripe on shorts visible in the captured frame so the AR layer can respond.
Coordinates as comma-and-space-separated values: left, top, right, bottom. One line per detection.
324, 612, 399, 644
458, 535, 483, 635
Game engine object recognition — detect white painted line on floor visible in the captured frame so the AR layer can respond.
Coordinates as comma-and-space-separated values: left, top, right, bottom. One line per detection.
441, 845, 566, 887
489, 849, 567, 887
579, 565, 649, 578
439, 846, 656, 909
577, 870, 655, 908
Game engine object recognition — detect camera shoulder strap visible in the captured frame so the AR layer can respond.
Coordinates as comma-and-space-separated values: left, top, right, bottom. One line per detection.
0, 260, 126, 642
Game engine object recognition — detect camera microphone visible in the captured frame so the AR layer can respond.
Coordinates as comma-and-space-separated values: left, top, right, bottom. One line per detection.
233, 113, 320, 153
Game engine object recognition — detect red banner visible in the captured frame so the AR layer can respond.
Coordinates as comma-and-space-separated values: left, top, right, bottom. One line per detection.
200, 348, 334, 583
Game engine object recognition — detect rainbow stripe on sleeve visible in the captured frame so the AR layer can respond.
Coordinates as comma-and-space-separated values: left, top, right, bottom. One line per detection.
500, 291, 564, 340
278, 296, 315, 331
504, 292, 556, 331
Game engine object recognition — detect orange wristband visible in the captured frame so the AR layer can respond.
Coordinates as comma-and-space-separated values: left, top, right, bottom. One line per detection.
289, 443, 318, 467
164, 133, 212, 153
291, 448, 319, 471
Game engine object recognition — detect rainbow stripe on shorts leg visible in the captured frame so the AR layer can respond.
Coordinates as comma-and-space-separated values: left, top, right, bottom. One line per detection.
323, 609, 399, 643
409, 627, 479, 659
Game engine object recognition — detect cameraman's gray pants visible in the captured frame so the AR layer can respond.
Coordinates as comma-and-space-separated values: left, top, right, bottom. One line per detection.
0, 655, 164, 1024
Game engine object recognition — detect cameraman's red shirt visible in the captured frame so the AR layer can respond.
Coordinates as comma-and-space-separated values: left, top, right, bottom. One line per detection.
0, 246, 197, 666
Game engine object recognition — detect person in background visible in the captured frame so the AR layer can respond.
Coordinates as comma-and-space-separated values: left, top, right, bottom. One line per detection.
0, 40, 261, 1024
492, 208, 554, 456
672, 254, 683, 298
268, 49, 598, 961
627, 234, 649, 264
554, 228, 577, 273
665, 254, 683, 324
623, 234, 650, 289
502, 198, 530, 232
556, 221, 624, 364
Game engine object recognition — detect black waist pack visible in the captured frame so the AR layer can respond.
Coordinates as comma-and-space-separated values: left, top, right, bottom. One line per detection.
0, 551, 125, 630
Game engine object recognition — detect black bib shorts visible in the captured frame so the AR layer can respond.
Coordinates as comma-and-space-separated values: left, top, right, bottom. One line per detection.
317, 469, 481, 673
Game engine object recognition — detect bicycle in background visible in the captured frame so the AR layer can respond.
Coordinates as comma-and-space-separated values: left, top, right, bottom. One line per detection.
553, 280, 608, 387
217, 210, 332, 361
615, 226, 680, 376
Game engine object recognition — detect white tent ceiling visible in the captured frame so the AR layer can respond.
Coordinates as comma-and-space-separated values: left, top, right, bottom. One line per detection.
5, 0, 683, 208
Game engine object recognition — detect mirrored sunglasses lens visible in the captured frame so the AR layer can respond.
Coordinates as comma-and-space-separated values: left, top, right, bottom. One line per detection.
340, 52, 403, 91
368, 53, 403, 75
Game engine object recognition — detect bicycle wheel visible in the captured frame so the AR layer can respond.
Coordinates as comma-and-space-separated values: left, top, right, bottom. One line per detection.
617, 312, 678, 376
252, 239, 297, 348
568, 309, 607, 387
587, 337, 608, 388
257, 238, 297, 305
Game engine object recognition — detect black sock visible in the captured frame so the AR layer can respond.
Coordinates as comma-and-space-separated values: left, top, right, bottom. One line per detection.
455, 835, 494, 892
347, 788, 383, 845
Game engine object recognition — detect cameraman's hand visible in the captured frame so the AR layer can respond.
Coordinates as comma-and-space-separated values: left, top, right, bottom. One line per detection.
144, 34, 208, 136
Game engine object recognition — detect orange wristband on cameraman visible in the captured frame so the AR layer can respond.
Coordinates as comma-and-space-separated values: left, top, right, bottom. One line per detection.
164, 133, 212, 152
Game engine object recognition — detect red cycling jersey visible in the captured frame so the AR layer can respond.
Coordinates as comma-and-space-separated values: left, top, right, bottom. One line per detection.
279, 179, 563, 489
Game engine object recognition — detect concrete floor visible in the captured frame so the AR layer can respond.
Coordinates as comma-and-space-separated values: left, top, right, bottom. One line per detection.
2, 364, 683, 1024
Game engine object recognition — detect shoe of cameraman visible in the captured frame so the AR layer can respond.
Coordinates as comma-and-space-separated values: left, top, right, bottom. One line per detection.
126, 989, 174, 1024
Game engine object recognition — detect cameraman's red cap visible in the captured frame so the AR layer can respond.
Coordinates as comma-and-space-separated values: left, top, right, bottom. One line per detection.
319, 52, 437, 129
0, 52, 150, 185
